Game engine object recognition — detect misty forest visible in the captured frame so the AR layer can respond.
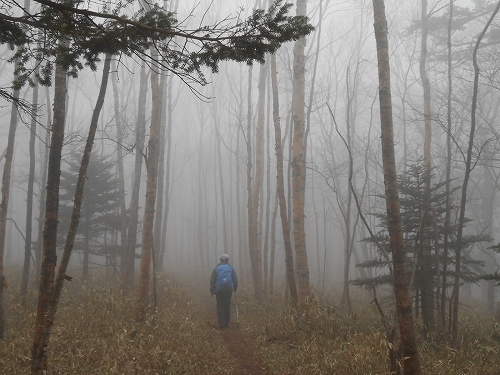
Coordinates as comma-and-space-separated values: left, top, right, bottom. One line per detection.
3, 0, 500, 374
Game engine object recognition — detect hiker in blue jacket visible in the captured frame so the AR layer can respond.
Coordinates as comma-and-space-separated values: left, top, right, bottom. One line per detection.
210, 254, 238, 329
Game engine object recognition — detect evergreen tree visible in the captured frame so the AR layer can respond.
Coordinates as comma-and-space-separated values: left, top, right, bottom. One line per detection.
353, 164, 491, 308
58, 149, 121, 279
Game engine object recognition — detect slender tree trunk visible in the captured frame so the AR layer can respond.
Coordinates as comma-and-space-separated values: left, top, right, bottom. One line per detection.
20, 49, 40, 303
371, 0, 421, 373
196, 106, 207, 274
154, 72, 167, 271
137, 49, 162, 320
441, 0, 454, 332
269, 191, 278, 295
123, 62, 147, 291
292, 0, 311, 305
248, 59, 268, 304
31, 55, 111, 375
111, 60, 128, 277
34, 87, 52, 281
17, 0, 35, 304
159, 74, 175, 270
213, 101, 229, 255
451, 0, 500, 348
419, 0, 435, 334
263, 85, 272, 294
342, 69, 353, 312
31, 37, 70, 374
0, 62, 21, 341
271, 54, 298, 303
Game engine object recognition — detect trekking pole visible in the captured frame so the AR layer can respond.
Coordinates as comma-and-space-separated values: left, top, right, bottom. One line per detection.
234, 291, 240, 327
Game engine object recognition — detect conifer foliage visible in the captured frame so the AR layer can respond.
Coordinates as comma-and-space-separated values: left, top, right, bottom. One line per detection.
353, 164, 492, 327
1, 0, 314, 90
58, 150, 122, 278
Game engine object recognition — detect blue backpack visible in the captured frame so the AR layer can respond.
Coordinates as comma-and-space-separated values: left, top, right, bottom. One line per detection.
216, 263, 234, 290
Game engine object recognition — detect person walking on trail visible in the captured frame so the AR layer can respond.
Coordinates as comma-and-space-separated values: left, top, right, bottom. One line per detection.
210, 254, 238, 329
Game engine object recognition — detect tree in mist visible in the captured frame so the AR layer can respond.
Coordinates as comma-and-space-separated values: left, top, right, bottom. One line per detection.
292, 0, 312, 306
123, 62, 148, 291
371, 0, 421, 373
248, 56, 269, 304
418, 0, 435, 335
0, 0, 313, 346
0, 40, 21, 341
137, 30, 162, 320
31, 52, 112, 375
271, 53, 298, 303
451, 0, 500, 349
353, 164, 491, 300
58, 148, 122, 280
110, 58, 129, 286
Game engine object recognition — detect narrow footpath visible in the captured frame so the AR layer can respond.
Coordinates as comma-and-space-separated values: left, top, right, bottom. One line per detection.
204, 296, 268, 375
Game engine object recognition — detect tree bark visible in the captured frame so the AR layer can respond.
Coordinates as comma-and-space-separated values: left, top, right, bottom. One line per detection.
31, 37, 70, 374
248, 59, 268, 304
122, 62, 147, 291
137, 50, 162, 321
31, 54, 111, 375
159, 74, 175, 270
371, 0, 422, 373
441, 0, 454, 332
20, 34, 41, 302
271, 53, 298, 303
292, 0, 311, 305
419, 0, 435, 334
34, 87, 52, 283
111, 59, 128, 279
0, 59, 21, 341
154, 72, 167, 271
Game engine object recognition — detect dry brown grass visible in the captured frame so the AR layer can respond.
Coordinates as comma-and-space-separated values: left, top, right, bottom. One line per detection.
241, 292, 500, 375
1, 271, 237, 374
2, 270, 500, 374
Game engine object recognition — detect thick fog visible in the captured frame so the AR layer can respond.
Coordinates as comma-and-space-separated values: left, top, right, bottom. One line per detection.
1, 0, 500, 305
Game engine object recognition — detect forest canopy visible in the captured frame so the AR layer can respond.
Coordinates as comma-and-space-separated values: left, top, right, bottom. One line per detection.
0, 0, 313, 89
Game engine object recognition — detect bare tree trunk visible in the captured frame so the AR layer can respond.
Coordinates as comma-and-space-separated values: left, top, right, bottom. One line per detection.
419, 0, 435, 334
213, 101, 229, 255
196, 105, 207, 273
342, 69, 353, 313
18, 0, 36, 302
271, 54, 298, 303
20, 46, 40, 303
154, 72, 167, 271
159, 74, 175, 270
34, 87, 52, 281
31, 37, 69, 374
248, 59, 268, 304
122, 62, 147, 291
441, 0, 454, 332
292, 0, 311, 305
371, 0, 421, 373
0, 62, 21, 340
137, 52, 162, 321
451, 0, 500, 348
263, 86, 272, 295
31, 54, 111, 375
111, 59, 128, 278
269, 191, 278, 295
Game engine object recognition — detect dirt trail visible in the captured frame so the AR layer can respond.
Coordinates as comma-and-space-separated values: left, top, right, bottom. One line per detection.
204, 296, 268, 375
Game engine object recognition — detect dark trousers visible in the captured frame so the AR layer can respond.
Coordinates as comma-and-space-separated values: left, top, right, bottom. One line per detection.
215, 287, 232, 328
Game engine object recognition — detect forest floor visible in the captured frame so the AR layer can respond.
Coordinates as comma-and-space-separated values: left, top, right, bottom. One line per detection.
203, 296, 267, 375
3, 271, 500, 374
